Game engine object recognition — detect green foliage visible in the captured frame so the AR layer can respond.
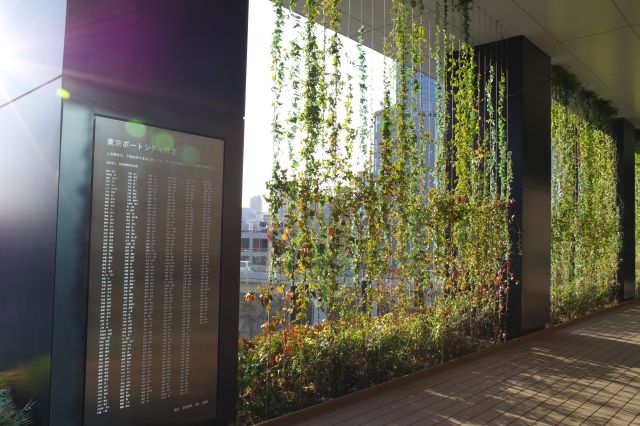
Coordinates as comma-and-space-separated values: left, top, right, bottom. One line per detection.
240, 1, 512, 423
636, 131, 640, 297
0, 390, 32, 426
238, 304, 494, 424
435, 0, 474, 42
551, 66, 621, 323
454, 0, 474, 42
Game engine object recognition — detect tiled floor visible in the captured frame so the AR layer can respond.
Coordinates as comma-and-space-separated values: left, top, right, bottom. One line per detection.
283, 303, 640, 425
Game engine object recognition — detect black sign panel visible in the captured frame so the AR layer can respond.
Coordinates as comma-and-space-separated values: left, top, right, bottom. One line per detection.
84, 116, 223, 425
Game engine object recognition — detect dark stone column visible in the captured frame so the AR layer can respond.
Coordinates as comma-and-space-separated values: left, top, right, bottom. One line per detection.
615, 118, 636, 301
49, 1, 248, 424
477, 36, 552, 339
0, 2, 67, 424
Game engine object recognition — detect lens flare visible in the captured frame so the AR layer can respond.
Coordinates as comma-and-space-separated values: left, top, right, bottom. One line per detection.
179, 145, 200, 163
56, 88, 70, 100
151, 132, 174, 152
125, 119, 146, 138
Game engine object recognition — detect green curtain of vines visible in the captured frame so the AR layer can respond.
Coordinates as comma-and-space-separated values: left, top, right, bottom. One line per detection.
551, 66, 621, 323
636, 131, 640, 297
237, 0, 513, 423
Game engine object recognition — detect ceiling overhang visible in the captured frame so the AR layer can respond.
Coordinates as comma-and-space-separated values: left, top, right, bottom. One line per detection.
291, 0, 640, 127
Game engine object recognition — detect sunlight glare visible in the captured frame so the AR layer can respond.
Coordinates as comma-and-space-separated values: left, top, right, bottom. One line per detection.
0, 37, 17, 73
56, 88, 70, 100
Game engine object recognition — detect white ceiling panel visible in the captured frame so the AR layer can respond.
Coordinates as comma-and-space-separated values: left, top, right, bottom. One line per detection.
564, 27, 640, 77
600, 70, 640, 107
540, 42, 572, 66
586, 79, 633, 120
545, 43, 619, 99
478, 0, 640, 126
513, 0, 628, 41
474, 0, 556, 46
338, 0, 391, 31
292, 0, 640, 126
614, 0, 640, 25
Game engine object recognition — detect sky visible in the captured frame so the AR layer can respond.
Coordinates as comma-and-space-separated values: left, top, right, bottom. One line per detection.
242, 0, 388, 210
242, 0, 275, 210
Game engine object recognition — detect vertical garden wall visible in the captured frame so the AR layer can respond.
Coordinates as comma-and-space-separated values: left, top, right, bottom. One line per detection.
636, 129, 640, 296
550, 66, 621, 323
237, 0, 515, 423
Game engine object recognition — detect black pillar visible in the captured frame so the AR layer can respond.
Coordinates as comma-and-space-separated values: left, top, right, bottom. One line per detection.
477, 36, 552, 339
0, 2, 67, 423
48, 1, 248, 425
615, 118, 636, 301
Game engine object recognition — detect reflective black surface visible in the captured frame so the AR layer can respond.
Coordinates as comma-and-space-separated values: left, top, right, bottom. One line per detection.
50, 1, 249, 425
0, 78, 63, 424
477, 37, 552, 338
82, 117, 223, 426
616, 118, 636, 301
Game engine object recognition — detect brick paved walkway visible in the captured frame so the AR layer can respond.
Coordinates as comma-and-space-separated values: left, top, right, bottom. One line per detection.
270, 303, 640, 425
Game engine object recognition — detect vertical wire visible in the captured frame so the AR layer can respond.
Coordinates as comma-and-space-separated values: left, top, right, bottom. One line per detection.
370, 0, 375, 172
467, 3, 476, 45
384, 0, 387, 60
491, 12, 502, 178
496, 16, 500, 187
360, 0, 363, 56
498, 13, 501, 199
428, 2, 433, 187
360, 0, 362, 41
505, 16, 509, 198
482, 8, 486, 187
478, 2, 481, 44
428, 5, 432, 144
484, 8, 487, 46
384, 0, 388, 181
424, 4, 429, 189
450, 24, 454, 187
470, 2, 474, 45
473, 1, 477, 45
418, 7, 422, 124
432, 0, 436, 187
348, 0, 351, 40
360, 0, 364, 173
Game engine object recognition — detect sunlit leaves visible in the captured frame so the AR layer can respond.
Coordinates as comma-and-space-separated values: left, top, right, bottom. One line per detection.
551, 66, 621, 323
240, 1, 513, 422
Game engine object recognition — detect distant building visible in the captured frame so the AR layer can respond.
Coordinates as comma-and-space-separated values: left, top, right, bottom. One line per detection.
249, 195, 263, 216
239, 195, 270, 338
238, 72, 441, 338
240, 216, 269, 282
373, 71, 439, 186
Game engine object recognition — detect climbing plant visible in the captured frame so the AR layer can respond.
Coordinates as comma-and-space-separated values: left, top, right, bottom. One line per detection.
238, 1, 512, 423
636, 131, 640, 297
436, 0, 475, 42
551, 66, 621, 323
0, 390, 32, 426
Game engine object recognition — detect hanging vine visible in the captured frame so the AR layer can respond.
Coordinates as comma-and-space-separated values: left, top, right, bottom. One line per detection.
454, 0, 474, 42
239, 1, 512, 423
636, 131, 640, 298
550, 65, 621, 323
